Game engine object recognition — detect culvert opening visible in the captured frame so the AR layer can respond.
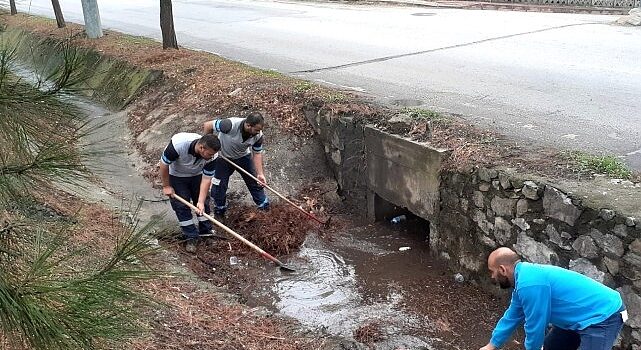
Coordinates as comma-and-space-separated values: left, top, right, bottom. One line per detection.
373, 193, 430, 243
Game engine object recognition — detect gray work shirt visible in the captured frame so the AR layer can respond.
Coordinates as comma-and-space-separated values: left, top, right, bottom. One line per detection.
160, 133, 216, 177
210, 117, 264, 159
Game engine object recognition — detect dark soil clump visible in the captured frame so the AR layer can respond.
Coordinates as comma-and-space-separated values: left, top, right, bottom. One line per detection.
353, 321, 386, 345
225, 204, 316, 256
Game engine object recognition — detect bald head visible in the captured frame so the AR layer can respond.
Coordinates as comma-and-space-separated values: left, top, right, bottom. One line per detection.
488, 247, 520, 268
487, 247, 520, 289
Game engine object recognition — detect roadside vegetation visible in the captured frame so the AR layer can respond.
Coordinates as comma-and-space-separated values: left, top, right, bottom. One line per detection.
0, 35, 160, 349
565, 151, 632, 179
401, 107, 447, 123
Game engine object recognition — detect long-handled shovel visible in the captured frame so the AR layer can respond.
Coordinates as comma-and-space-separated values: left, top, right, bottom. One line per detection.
219, 155, 331, 228
172, 194, 295, 272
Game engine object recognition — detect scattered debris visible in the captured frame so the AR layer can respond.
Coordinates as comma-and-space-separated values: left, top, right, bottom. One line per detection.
391, 215, 407, 224
353, 320, 386, 345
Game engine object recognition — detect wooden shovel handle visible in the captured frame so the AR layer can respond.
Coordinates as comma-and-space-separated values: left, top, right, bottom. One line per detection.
219, 155, 327, 225
171, 194, 287, 267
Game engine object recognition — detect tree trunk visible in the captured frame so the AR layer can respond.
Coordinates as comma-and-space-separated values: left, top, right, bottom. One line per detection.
81, 0, 103, 38
51, 0, 66, 28
9, 0, 17, 15
160, 0, 178, 49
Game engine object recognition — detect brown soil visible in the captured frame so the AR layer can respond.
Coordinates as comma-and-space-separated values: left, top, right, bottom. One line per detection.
353, 321, 386, 345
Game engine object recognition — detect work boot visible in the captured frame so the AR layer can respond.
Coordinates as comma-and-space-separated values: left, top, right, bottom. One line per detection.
184, 239, 197, 253
214, 212, 226, 224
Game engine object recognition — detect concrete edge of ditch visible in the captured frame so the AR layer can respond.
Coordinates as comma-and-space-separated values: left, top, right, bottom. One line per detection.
0, 27, 162, 111
304, 105, 641, 348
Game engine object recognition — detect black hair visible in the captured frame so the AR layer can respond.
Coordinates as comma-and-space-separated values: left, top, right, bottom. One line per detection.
245, 112, 265, 127
198, 134, 221, 151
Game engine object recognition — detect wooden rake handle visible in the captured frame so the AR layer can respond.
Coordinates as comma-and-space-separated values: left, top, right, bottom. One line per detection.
219, 155, 328, 226
171, 194, 289, 269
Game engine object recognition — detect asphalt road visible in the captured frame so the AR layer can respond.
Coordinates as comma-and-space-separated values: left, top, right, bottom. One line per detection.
14, 0, 641, 170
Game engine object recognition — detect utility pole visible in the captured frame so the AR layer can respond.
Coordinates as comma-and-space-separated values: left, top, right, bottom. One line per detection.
81, 0, 103, 38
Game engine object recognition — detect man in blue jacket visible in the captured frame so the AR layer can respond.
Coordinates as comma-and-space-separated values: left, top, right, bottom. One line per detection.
480, 247, 626, 350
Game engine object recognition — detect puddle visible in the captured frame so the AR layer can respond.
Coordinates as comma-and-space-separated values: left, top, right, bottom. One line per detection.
245, 222, 437, 348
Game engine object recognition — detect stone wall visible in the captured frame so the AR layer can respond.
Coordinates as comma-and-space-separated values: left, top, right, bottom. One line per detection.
438, 169, 641, 348
305, 105, 641, 348
303, 106, 368, 211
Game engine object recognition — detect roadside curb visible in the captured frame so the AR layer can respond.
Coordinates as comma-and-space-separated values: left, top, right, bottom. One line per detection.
321, 0, 632, 14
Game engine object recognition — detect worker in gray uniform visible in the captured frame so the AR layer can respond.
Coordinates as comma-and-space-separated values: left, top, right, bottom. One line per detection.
203, 112, 269, 219
160, 133, 220, 253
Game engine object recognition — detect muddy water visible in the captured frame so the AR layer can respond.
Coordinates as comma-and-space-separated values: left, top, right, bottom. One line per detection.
233, 214, 517, 350
242, 220, 447, 349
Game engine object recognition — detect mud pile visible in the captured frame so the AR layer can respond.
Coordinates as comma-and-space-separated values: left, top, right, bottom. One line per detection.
226, 204, 318, 256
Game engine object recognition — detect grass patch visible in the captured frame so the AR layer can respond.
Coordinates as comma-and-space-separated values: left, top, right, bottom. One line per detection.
567, 151, 631, 179
401, 107, 448, 123
118, 34, 158, 46
294, 80, 314, 93
253, 68, 281, 78
322, 91, 347, 103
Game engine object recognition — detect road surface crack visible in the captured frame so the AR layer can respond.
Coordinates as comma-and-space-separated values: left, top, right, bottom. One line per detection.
291, 22, 603, 73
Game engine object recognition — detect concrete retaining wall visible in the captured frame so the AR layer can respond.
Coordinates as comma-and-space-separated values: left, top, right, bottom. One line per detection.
303, 105, 448, 222
364, 126, 447, 222
0, 28, 161, 110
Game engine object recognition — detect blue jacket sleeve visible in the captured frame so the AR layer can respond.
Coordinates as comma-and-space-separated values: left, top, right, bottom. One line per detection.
490, 290, 525, 348
520, 285, 551, 350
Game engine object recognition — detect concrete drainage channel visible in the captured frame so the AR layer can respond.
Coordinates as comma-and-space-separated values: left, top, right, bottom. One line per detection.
6, 27, 641, 348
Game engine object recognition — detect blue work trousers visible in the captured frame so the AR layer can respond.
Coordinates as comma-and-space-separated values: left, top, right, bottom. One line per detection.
169, 174, 212, 239
211, 154, 269, 215
544, 310, 624, 350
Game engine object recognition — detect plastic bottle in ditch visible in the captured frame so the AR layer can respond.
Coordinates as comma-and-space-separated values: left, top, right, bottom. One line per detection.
229, 256, 238, 265
391, 215, 407, 224
454, 273, 465, 283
